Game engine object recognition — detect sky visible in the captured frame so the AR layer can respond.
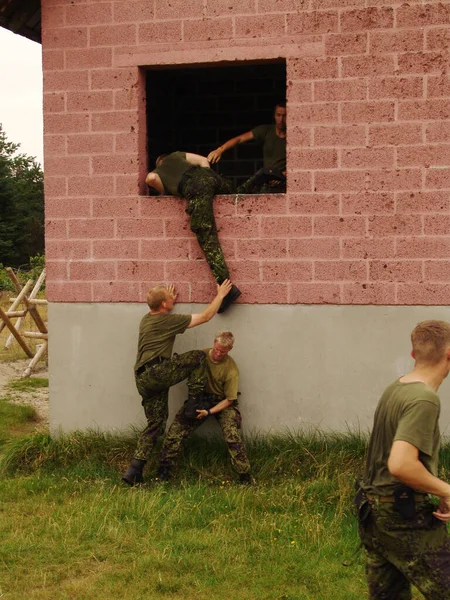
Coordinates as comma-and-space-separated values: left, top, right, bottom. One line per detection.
0, 27, 43, 167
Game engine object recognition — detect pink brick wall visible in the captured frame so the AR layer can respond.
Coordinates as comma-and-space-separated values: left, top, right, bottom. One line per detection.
42, 0, 450, 305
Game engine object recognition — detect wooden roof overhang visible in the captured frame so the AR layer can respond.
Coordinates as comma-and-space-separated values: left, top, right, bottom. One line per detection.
0, 0, 41, 44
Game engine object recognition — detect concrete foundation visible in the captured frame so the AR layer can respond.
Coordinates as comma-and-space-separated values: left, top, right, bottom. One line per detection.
48, 303, 450, 437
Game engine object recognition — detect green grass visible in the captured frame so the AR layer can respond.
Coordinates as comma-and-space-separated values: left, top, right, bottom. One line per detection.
0, 398, 39, 445
7, 377, 49, 391
0, 409, 429, 599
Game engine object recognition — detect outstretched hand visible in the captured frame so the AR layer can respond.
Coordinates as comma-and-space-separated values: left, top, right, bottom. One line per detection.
167, 284, 178, 301
196, 409, 208, 420
217, 279, 232, 299
207, 149, 222, 164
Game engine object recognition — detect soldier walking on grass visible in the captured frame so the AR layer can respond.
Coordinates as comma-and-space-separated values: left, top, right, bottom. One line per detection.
156, 330, 251, 484
122, 280, 232, 486
356, 320, 450, 599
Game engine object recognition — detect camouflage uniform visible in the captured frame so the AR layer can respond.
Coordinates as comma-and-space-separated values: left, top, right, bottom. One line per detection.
134, 350, 206, 461
237, 168, 286, 195
181, 167, 233, 285
358, 494, 450, 599
159, 391, 251, 475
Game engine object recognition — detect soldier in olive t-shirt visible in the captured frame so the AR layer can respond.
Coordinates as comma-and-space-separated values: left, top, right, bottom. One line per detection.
358, 319, 450, 599
122, 280, 233, 487
208, 103, 287, 194
157, 332, 251, 482
145, 152, 241, 314
362, 380, 440, 496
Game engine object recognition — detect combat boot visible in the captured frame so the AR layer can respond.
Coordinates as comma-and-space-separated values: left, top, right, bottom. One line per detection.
238, 473, 251, 485
122, 459, 146, 486
156, 466, 171, 482
218, 284, 241, 313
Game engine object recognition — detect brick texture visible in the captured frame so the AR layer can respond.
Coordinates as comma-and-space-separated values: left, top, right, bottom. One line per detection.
41, 0, 450, 305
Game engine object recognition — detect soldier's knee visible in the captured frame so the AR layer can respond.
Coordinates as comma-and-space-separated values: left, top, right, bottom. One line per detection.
190, 350, 206, 366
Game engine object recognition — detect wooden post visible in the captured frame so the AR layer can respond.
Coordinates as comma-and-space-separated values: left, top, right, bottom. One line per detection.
0, 306, 33, 358
5, 268, 47, 342
23, 342, 48, 378
0, 278, 33, 336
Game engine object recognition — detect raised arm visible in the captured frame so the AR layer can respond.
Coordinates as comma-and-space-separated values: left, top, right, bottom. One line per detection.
187, 279, 233, 329
207, 131, 254, 164
185, 153, 210, 168
145, 172, 165, 194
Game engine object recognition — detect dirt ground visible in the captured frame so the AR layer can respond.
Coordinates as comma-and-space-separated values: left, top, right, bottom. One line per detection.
0, 359, 49, 426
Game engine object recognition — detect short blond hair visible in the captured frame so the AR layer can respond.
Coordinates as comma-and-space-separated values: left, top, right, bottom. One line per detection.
215, 331, 234, 348
146, 285, 168, 310
411, 320, 450, 364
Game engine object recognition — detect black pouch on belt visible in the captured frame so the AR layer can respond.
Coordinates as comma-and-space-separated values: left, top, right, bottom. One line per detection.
393, 485, 416, 520
354, 482, 372, 526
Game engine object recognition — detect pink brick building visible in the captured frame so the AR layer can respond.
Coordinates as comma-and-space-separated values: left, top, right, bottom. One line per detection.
25, 0, 450, 432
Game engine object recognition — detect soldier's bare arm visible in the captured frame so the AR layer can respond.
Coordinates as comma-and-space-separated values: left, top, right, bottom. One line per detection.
146, 172, 165, 194
187, 279, 233, 329
388, 440, 450, 520
196, 398, 233, 419
207, 131, 254, 164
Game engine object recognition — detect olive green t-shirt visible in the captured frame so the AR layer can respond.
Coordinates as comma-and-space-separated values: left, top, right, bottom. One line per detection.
134, 313, 191, 372
362, 380, 441, 495
203, 348, 239, 401
153, 151, 190, 196
251, 124, 286, 171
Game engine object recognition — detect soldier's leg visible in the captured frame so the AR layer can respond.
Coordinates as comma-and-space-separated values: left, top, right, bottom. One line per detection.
134, 388, 169, 461
123, 351, 206, 484
137, 350, 207, 393
159, 405, 201, 470
236, 168, 266, 195
400, 512, 450, 599
369, 501, 450, 600
216, 405, 251, 475
365, 546, 412, 600
183, 170, 230, 284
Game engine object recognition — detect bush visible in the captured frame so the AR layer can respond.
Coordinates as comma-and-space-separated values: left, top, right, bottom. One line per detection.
0, 253, 45, 291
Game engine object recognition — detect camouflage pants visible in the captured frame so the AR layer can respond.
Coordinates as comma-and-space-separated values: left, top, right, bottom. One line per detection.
358, 498, 450, 599
133, 350, 206, 461
237, 168, 286, 195
159, 394, 251, 475
181, 167, 232, 284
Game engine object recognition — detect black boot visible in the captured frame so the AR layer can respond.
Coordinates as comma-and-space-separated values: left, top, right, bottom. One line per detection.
156, 466, 171, 482
218, 285, 241, 313
122, 459, 146, 486
238, 473, 251, 485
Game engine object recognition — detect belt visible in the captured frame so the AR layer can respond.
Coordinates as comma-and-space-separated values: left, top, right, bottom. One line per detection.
366, 493, 427, 503
136, 356, 166, 376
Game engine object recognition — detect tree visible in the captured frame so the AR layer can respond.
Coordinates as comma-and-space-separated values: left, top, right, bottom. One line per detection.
0, 124, 44, 268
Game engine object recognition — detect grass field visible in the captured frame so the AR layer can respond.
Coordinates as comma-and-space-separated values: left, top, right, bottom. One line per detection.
0, 391, 430, 600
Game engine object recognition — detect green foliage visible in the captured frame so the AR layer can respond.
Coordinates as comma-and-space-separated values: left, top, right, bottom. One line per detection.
0, 124, 44, 268
7, 377, 48, 391
0, 253, 45, 291
0, 398, 38, 446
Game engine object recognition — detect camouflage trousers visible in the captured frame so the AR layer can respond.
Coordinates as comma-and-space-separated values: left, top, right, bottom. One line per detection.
237, 168, 286, 195
181, 167, 233, 284
133, 350, 206, 461
358, 497, 450, 599
159, 394, 251, 475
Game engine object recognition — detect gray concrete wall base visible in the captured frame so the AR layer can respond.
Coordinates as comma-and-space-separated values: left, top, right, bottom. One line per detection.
48, 303, 450, 436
